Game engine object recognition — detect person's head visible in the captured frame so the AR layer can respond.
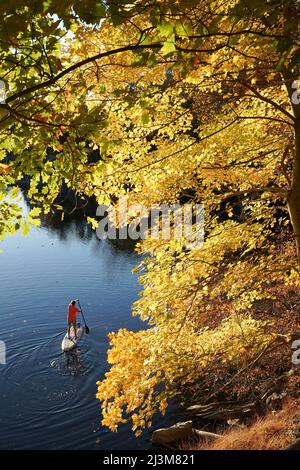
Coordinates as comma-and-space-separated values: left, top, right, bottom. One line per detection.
71, 300, 76, 306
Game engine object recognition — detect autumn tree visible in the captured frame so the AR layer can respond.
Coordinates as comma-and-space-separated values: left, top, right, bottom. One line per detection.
0, 0, 300, 433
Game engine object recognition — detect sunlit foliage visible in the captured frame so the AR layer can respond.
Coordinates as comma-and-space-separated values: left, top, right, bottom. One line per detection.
0, 0, 299, 433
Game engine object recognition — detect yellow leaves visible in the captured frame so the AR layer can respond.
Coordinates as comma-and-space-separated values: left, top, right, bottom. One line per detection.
284, 268, 300, 288
9, 5, 292, 438
96, 193, 110, 206
159, 399, 168, 415
227, 206, 234, 218
27, 207, 41, 227
96, 315, 274, 433
0, 163, 10, 175
87, 217, 98, 230
52, 143, 64, 152
232, 55, 240, 65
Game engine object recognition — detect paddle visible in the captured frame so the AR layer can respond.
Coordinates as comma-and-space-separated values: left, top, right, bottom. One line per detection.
76, 299, 90, 334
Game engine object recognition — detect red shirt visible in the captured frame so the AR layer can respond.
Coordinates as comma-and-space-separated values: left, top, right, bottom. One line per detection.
68, 304, 79, 321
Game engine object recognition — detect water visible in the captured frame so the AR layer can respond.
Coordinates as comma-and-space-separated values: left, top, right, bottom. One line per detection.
0, 198, 174, 449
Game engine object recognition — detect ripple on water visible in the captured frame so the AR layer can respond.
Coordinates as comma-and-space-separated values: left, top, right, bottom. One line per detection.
50, 344, 95, 377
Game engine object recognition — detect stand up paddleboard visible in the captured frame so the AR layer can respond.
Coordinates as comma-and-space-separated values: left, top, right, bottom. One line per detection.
61, 323, 84, 352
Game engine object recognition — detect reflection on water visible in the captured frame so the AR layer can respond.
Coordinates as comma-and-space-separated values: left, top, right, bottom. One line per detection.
23, 191, 136, 251
51, 346, 93, 377
0, 195, 175, 450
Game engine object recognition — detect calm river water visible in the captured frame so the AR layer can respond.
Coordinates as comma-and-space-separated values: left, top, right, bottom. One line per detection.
0, 197, 174, 449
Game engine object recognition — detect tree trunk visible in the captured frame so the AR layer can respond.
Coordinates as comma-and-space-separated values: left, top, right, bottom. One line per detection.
284, 66, 300, 268
287, 117, 300, 268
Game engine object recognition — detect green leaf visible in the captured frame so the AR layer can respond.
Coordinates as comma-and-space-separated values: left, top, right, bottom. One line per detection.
140, 32, 152, 45
22, 220, 30, 236
141, 113, 150, 125
276, 37, 293, 54
110, 10, 127, 26
246, 0, 264, 9
158, 21, 174, 38
161, 35, 176, 56
146, 52, 157, 67
228, 35, 239, 46
95, 3, 106, 18
276, 52, 288, 71
175, 22, 191, 38
10, 186, 20, 199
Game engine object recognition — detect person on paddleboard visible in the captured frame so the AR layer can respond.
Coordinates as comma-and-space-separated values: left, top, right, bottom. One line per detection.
67, 300, 81, 339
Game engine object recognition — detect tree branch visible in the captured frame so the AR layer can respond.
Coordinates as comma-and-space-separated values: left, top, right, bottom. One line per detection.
5, 43, 163, 105
239, 80, 295, 122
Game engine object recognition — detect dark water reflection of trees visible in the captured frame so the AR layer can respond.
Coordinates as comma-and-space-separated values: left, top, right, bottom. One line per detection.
22, 191, 136, 252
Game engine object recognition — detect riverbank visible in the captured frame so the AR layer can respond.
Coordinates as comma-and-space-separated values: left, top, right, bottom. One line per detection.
180, 398, 300, 450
